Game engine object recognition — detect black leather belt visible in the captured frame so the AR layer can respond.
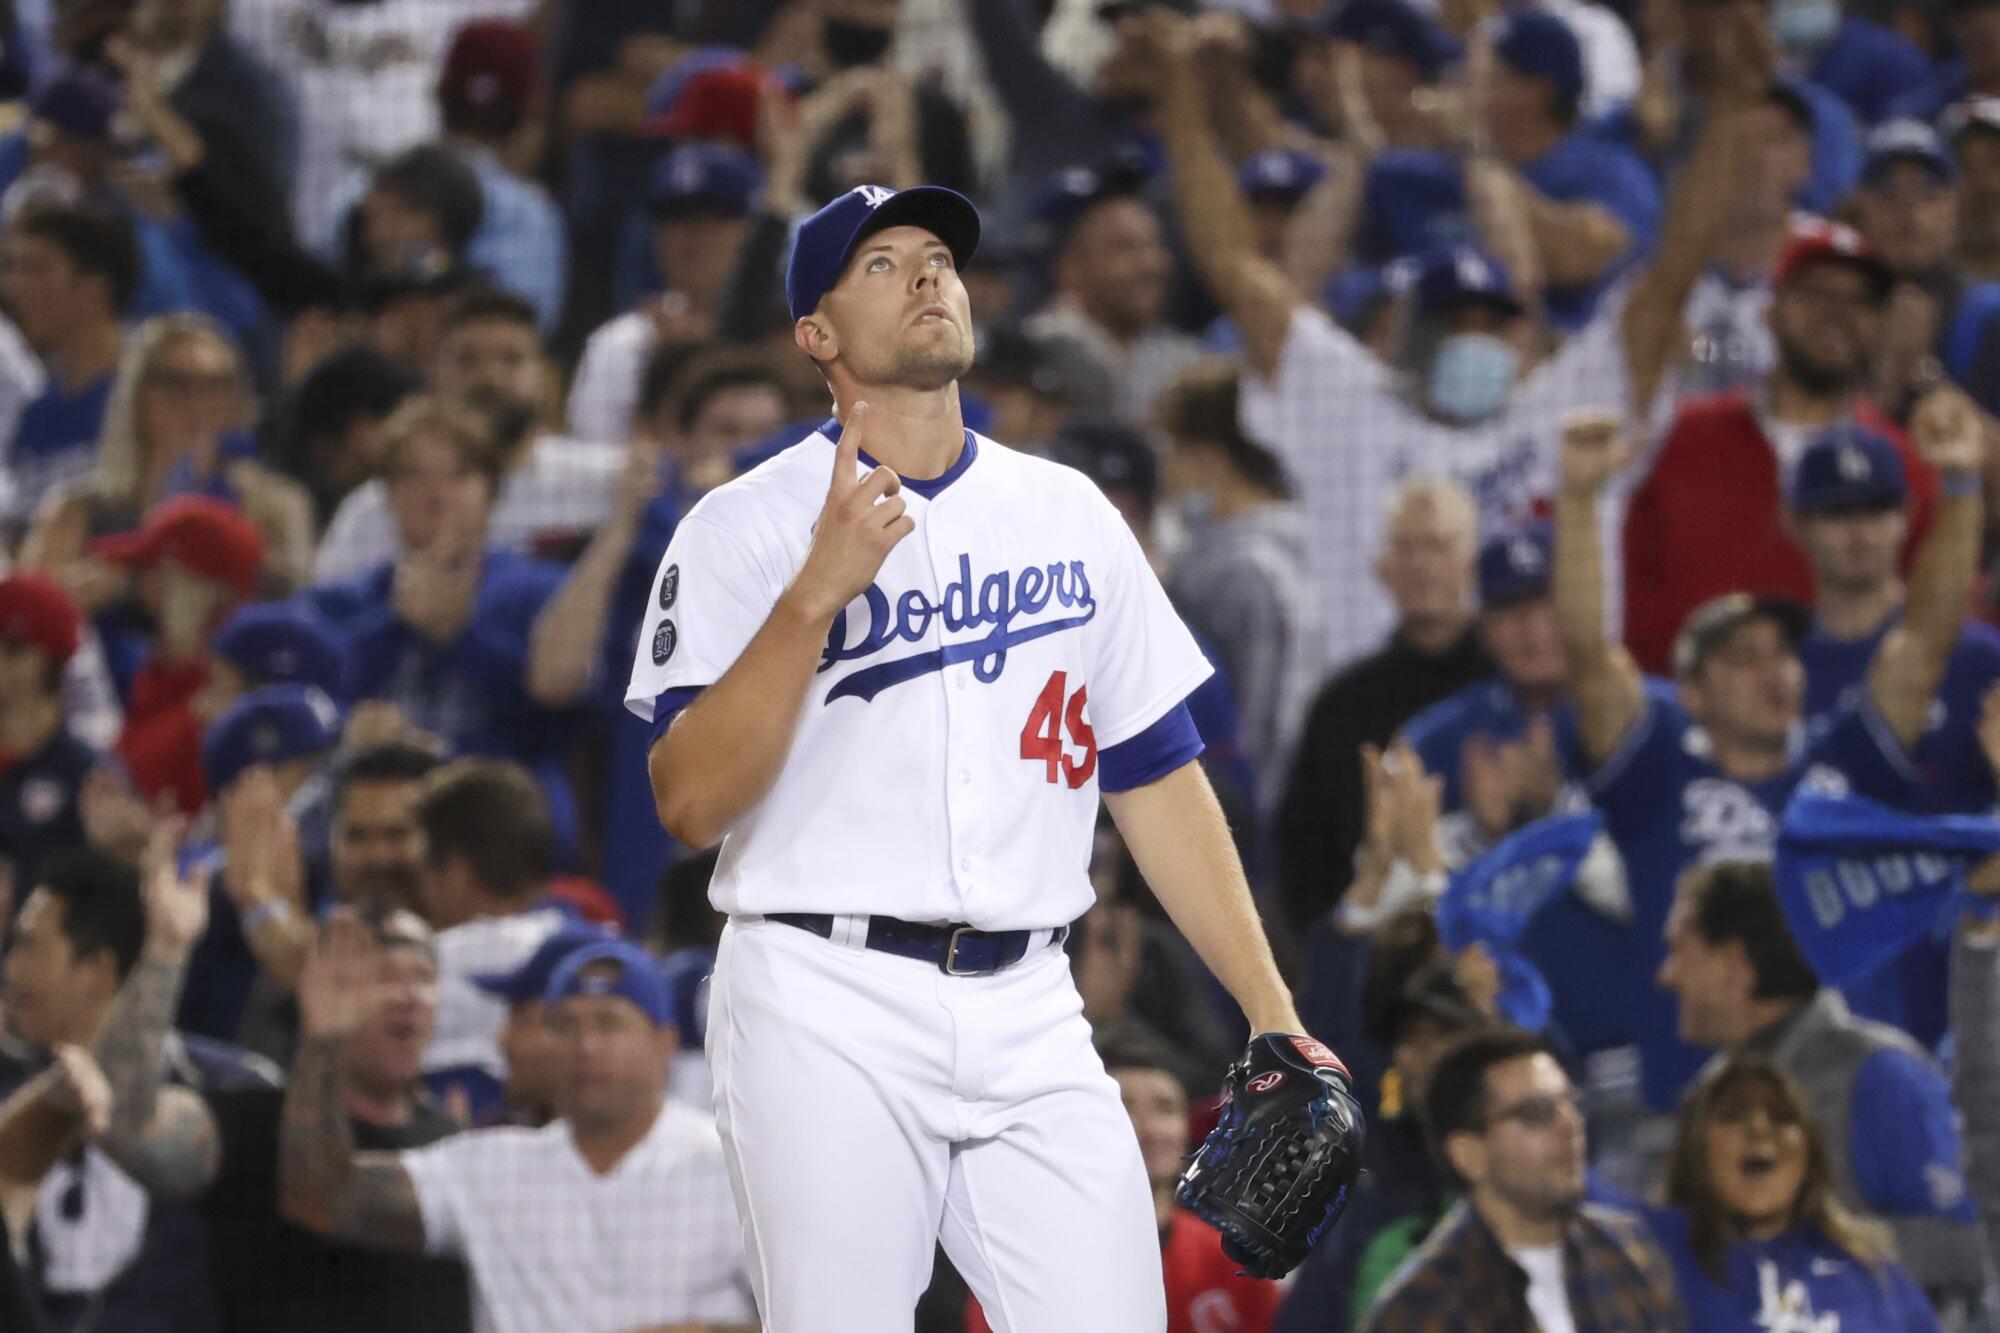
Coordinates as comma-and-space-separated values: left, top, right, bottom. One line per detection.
768, 913, 1068, 976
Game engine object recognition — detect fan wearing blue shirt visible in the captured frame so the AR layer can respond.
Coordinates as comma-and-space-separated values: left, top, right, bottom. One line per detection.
1886, 0, 2000, 123
303, 398, 580, 851
1551, 393, 1985, 1109
1768, 0, 1931, 126
1360, 9, 1660, 331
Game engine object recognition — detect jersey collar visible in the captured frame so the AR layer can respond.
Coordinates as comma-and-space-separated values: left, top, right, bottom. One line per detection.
819, 416, 978, 501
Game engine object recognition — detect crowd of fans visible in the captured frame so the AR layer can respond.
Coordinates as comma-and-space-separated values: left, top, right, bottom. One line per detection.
0, 0, 1998, 1328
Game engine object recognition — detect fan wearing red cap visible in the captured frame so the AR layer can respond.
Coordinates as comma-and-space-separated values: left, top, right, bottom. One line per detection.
0, 572, 98, 895
91, 495, 267, 815
1623, 216, 1938, 675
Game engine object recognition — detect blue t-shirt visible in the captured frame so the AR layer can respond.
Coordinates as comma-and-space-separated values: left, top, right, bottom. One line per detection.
4, 373, 112, 520
305, 551, 581, 853
1358, 134, 1661, 330
1807, 17, 1934, 126
1643, 1208, 1941, 1332
1580, 692, 1917, 1108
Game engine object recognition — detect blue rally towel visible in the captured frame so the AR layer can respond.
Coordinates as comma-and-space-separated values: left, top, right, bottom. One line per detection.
1437, 811, 1603, 1031
1776, 788, 2000, 986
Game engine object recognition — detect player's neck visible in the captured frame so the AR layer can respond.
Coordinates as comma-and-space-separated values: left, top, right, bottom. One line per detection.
1710, 732, 1792, 784
568, 1097, 665, 1175
1767, 372, 1851, 428
1813, 579, 1903, 641
1474, 1187, 1567, 1249
833, 387, 965, 480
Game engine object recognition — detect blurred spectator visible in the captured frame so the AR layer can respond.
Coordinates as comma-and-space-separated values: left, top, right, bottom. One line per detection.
1025, 165, 1204, 424
1276, 477, 1489, 934
1, 842, 279, 1333
966, 1026, 1280, 1333
1947, 98, 2000, 287
1157, 15, 1744, 670
1673, 86, 1816, 400
1358, 9, 1661, 332
1886, 0, 2000, 122
1849, 119, 2000, 417
1952, 696, 2000, 1290
280, 926, 756, 1331
0, 573, 93, 908
1645, 1058, 1940, 1331
1156, 360, 1317, 806
1622, 222, 1939, 675
1554, 397, 1981, 1107
1655, 860, 1986, 1299
0, 1045, 106, 1333
340, 145, 484, 297
965, 322, 1111, 450
0, 204, 135, 527
316, 293, 623, 581
269, 345, 421, 529
468, 919, 610, 1129
303, 399, 584, 841
1361, 1027, 1680, 1331
1770, 0, 1930, 126
93, 496, 266, 813
21, 315, 315, 607
198, 600, 349, 721
327, 741, 440, 919
409, 759, 572, 1120
1311, 0, 1465, 147
566, 143, 761, 448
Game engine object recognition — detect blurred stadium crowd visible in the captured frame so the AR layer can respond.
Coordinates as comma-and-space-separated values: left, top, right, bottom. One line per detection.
2, 0, 2000, 1329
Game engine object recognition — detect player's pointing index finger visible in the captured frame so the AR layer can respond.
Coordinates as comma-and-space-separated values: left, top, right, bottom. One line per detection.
831, 400, 868, 496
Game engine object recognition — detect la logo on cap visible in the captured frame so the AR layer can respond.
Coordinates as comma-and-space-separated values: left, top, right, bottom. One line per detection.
1838, 445, 1870, 481
855, 185, 895, 207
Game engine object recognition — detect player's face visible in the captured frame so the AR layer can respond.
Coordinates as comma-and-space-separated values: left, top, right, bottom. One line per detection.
1375, 499, 1475, 624
0, 230, 84, 353
1793, 505, 1906, 596
1113, 1066, 1190, 1189
1684, 620, 1803, 751
1058, 199, 1173, 339
140, 331, 244, 465
1461, 1054, 1586, 1214
1701, 1075, 1810, 1236
3, 890, 111, 1048
550, 991, 676, 1130
500, 998, 561, 1113
1769, 263, 1884, 395
814, 225, 976, 393
344, 942, 437, 1095
1480, 598, 1568, 695
1855, 162, 1958, 276
1658, 883, 1753, 1047
433, 316, 545, 418
386, 429, 494, 558
331, 778, 426, 912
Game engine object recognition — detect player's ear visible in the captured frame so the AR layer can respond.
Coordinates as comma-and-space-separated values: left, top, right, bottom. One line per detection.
1443, 1130, 1486, 1187
795, 314, 838, 363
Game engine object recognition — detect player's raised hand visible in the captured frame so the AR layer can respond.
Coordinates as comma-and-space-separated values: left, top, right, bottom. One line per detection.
1912, 383, 1987, 476
140, 816, 208, 961
1558, 409, 1629, 499
792, 402, 914, 619
298, 909, 391, 1041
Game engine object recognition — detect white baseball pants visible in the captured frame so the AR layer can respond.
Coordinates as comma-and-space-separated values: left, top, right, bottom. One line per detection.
707, 916, 1168, 1332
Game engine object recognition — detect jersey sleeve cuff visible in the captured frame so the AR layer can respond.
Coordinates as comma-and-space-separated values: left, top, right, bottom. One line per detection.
1098, 702, 1204, 793
649, 686, 706, 746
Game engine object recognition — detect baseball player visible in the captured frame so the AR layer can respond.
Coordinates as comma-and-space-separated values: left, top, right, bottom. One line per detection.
627, 184, 1361, 1331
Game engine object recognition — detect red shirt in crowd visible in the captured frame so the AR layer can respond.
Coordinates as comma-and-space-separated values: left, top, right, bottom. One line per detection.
116, 657, 209, 815
1621, 391, 1937, 674
964, 1211, 1281, 1333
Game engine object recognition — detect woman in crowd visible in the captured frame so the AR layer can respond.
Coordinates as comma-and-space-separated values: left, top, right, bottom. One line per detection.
1647, 1058, 1940, 1331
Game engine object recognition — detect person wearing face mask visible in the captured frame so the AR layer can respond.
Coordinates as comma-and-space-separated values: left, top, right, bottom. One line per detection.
1157, 361, 1316, 805
1155, 11, 1749, 673
1767, 0, 1931, 126
1643, 1059, 1940, 1332
1623, 220, 1942, 676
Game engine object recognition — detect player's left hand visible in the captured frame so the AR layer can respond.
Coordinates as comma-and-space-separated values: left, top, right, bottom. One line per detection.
1176, 1033, 1364, 1278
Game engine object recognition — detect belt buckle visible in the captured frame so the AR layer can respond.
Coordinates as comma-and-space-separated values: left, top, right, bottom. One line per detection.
941, 926, 992, 977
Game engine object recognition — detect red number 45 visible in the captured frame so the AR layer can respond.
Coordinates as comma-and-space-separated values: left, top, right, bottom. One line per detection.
1021, 671, 1097, 788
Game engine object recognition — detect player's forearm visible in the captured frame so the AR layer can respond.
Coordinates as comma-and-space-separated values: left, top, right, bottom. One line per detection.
649, 589, 834, 849
1904, 484, 1983, 673
1105, 763, 1300, 1034
277, 1035, 360, 1232
1521, 191, 1627, 290
95, 949, 186, 1152
1553, 488, 1640, 761
1466, 157, 1545, 311
1159, 43, 1259, 315
1282, 145, 1363, 297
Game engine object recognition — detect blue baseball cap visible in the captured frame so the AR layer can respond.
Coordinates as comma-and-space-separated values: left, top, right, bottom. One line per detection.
785, 184, 981, 323
201, 684, 343, 791
1416, 244, 1523, 319
1478, 521, 1553, 608
640, 45, 748, 125
211, 602, 348, 700
1029, 158, 1151, 243
30, 71, 119, 144
1789, 423, 1909, 513
1321, 0, 1464, 81
472, 921, 614, 1004
544, 938, 678, 1027
648, 143, 763, 219
1492, 9, 1584, 106
1238, 148, 1327, 206
1863, 118, 1956, 186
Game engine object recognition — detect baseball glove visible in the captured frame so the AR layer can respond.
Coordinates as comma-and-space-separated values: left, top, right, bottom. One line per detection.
1175, 1033, 1365, 1278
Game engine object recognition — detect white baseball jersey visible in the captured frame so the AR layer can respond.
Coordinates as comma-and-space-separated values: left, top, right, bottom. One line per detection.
624, 421, 1213, 930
